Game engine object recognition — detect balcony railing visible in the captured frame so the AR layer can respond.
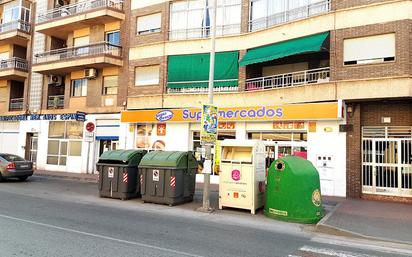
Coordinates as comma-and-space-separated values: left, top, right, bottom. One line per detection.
0, 20, 31, 34
9, 98, 24, 111
249, 0, 330, 32
38, 0, 124, 23
167, 85, 238, 94
0, 57, 29, 71
169, 24, 241, 41
245, 67, 330, 91
48, 95, 65, 109
34, 42, 122, 64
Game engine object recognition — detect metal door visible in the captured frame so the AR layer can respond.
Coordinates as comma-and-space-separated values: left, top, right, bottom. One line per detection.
362, 127, 412, 197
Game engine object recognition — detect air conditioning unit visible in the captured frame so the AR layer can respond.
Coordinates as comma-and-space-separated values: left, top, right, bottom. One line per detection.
84, 68, 97, 79
48, 75, 63, 85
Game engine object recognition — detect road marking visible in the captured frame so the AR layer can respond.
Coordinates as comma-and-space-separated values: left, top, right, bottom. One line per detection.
297, 245, 379, 257
0, 213, 204, 257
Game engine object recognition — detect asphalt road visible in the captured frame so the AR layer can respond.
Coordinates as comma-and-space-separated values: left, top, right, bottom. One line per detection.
0, 176, 411, 257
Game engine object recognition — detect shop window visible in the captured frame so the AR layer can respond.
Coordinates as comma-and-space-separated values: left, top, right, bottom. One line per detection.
135, 65, 160, 86
103, 75, 118, 95
137, 13, 161, 35
47, 121, 83, 165
248, 132, 307, 141
136, 124, 154, 150
343, 33, 395, 65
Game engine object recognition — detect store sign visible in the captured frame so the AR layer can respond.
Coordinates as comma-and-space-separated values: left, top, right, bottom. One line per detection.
0, 113, 79, 121
200, 104, 218, 145
218, 122, 236, 130
157, 123, 166, 136
273, 121, 305, 130
76, 111, 86, 122
121, 102, 341, 123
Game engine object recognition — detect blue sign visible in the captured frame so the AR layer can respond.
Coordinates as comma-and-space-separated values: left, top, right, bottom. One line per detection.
0, 113, 81, 121
76, 112, 86, 122
156, 110, 174, 122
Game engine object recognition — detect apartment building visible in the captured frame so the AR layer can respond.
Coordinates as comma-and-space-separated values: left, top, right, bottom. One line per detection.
0, 0, 410, 202
121, 0, 411, 202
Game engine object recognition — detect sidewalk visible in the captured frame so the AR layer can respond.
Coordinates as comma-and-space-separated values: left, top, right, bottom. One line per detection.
34, 170, 412, 244
316, 198, 412, 244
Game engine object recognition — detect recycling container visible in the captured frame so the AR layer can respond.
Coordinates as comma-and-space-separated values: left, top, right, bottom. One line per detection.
265, 156, 324, 223
97, 150, 147, 200
219, 140, 266, 214
138, 151, 197, 206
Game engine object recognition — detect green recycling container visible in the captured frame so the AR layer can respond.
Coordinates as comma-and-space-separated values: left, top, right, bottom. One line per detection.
138, 151, 198, 206
97, 150, 147, 200
264, 156, 324, 224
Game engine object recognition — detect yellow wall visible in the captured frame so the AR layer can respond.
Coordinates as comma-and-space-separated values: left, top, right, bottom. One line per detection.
131, 0, 167, 10
129, 0, 412, 60
0, 44, 10, 53
104, 21, 120, 32
102, 67, 119, 76
71, 70, 84, 80
73, 27, 90, 38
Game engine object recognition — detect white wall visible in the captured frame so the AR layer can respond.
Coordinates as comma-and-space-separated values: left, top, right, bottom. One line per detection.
0, 122, 20, 155
164, 123, 190, 151
307, 120, 346, 197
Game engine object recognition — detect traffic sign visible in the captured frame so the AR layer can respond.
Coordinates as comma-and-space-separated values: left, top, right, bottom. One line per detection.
86, 122, 95, 133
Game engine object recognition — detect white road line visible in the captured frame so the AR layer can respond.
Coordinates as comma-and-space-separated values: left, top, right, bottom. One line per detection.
0, 213, 204, 257
299, 246, 378, 257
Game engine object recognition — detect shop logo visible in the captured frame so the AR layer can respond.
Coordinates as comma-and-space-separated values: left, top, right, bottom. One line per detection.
231, 169, 241, 181
156, 110, 173, 122
312, 189, 322, 207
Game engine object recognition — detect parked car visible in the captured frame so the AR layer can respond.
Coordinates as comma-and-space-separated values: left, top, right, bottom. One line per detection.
0, 154, 33, 181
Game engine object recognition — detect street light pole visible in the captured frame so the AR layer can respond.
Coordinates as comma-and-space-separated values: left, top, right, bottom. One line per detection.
200, 0, 217, 213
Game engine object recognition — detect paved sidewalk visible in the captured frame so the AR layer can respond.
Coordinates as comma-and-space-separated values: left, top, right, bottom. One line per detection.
317, 198, 412, 244
34, 170, 98, 182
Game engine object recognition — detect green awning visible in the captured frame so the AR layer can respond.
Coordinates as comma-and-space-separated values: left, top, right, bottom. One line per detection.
167, 51, 239, 89
239, 32, 329, 66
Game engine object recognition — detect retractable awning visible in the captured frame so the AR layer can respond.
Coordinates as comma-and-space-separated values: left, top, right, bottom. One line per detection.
239, 32, 329, 66
167, 51, 239, 89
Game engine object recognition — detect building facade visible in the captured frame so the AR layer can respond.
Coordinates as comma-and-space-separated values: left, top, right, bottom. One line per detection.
0, 0, 410, 202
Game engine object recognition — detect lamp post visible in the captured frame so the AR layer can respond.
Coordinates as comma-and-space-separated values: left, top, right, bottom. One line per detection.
199, 0, 217, 213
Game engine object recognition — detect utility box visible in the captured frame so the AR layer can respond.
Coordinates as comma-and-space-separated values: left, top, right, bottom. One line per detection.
219, 140, 266, 214
138, 151, 197, 206
265, 156, 324, 224
97, 150, 147, 200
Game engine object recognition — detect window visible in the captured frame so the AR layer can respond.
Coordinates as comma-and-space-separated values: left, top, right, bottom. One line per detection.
343, 33, 396, 65
71, 79, 87, 97
169, 0, 241, 40
137, 13, 161, 35
47, 121, 83, 166
135, 65, 160, 86
103, 76, 118, 95
73, 36, 90, 56
106, 31, 120, 45
249, 0, 330, 31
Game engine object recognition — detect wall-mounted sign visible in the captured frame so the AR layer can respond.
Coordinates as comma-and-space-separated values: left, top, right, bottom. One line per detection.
157, 123, 166, 136
218, 122, 236, 130
0, 113, 80, 121
273, 121, 305, 130
76, 111, 86, 122
121, 102, 341, 123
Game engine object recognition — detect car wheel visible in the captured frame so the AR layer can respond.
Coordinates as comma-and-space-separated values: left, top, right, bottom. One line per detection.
18, 176, 28, 182
0, 173, 3, 182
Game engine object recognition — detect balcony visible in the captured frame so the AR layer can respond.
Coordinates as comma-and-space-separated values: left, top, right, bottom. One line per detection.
36, 0, 125, 39
32, 42, 123, 74
0, 20, 31, 46
245, 67, 330, 91
0, 57, 29, 81
167, 85, 238, 94
169, 24, 241, 41
47, 95, 65, 109
9, 98, 23, 111
249, 0, 330, 32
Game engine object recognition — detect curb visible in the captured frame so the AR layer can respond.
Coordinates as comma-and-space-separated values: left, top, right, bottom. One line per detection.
315, 202, 412, 246
34, 172, 98, 183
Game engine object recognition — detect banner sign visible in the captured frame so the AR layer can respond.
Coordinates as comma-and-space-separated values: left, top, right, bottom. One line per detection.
0, 113, 79, 122
200, 104, 218, 145
121, 102, 341, 123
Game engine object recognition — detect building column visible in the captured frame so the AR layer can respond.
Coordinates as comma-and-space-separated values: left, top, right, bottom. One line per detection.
346, 102, 362, 198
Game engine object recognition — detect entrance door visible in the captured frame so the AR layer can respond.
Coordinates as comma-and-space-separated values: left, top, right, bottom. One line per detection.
98, 140, 118, 156
362, 127, 412, 197
25, 133, 38, 164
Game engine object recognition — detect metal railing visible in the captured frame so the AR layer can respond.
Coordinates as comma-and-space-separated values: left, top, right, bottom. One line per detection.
249, 0, 330, 32
9, 98, 24, 111
167, 85, 238, 94
0, 20, 31, 34
245, 67, 330, 91
169, 24, 241, 41
47, 95, 65, 109
37, 0, 124, 23
34, 42, 122, 64
0, 57, 29, 71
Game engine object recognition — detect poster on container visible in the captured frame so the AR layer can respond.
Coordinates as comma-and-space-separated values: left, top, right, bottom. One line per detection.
200, 104, 218, 145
